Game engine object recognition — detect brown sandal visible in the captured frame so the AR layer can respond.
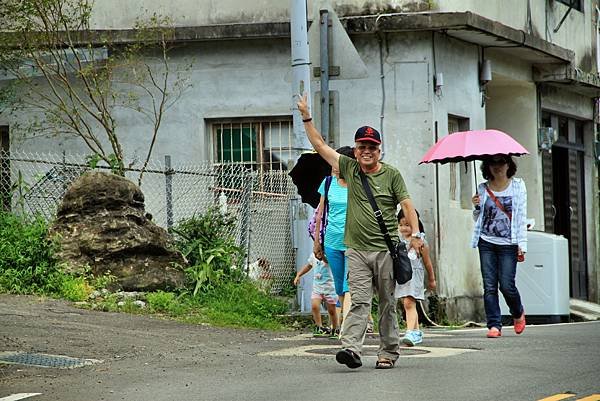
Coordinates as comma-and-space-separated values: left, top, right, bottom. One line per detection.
375, 358, 395, 369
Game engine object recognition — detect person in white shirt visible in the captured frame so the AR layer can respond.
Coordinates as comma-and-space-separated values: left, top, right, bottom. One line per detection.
471, 155, 527, 338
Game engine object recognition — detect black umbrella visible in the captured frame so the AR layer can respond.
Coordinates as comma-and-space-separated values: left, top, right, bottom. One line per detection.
288, 146, 354, 208
288, 152, 331, 208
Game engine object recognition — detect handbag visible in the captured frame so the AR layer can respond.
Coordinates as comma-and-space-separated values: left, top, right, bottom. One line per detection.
358, 171, 412, 285
484, 184, 525, 263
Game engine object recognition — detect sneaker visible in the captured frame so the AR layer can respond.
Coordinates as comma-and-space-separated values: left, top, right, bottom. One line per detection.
514, 312, 526, 335
329, 328, 340, 339
402, 330, 423, 346
486, 327, 502, 338
413, 330, 423, 345
366, 321, 374, 334
313, 326, 327, 337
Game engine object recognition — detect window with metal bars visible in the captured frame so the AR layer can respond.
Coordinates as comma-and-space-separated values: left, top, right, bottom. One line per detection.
210, 118, 294, 195
212, 119, 293, 171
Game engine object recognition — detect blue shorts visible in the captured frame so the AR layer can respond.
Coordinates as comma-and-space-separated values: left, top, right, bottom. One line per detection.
324, 246, 349, 296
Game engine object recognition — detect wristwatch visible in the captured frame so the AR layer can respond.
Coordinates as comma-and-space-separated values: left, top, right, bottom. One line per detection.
411, 232, 425, 240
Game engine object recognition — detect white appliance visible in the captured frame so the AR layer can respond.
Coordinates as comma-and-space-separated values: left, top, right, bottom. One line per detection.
500, 231, 570, 323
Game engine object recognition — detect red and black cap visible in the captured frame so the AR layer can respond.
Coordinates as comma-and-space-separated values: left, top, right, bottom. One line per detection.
354, 126, 381, 144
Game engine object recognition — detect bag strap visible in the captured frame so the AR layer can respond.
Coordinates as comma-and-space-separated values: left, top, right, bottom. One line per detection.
322, 175, 333, 225
358, 170, 396, 254
485, 184, 512, 221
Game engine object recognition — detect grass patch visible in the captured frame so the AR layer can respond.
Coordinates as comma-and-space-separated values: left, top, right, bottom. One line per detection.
84, 282, 289, 330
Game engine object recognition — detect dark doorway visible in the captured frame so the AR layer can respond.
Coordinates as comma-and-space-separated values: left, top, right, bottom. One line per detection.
541, 113, 588, 299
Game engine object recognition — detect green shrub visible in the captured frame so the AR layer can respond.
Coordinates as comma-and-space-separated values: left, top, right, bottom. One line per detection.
0, 212, 57, 293
172, 207, 245, 294
0, 212, 86, 298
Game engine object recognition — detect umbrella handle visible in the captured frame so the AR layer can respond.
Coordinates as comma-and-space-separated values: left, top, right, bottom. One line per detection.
472, 160, 477, 193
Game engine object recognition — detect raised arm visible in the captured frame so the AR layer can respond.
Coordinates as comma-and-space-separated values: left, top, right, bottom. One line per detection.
297, 93, 340, 170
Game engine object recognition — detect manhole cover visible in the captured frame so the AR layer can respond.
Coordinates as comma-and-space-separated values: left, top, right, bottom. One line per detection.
0, 351, 102, 369
306, 347, 429, 357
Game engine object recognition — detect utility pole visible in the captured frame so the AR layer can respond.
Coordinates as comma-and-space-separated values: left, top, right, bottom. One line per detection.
290, 0, 314, 313
291, 0, 313, 152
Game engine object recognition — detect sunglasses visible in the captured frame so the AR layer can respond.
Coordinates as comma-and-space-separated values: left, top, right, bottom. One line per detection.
356, 144, 380, 152
489, 158, 508, 165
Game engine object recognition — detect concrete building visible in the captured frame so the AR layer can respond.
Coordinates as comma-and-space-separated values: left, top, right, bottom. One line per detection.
1, 0, 599, 320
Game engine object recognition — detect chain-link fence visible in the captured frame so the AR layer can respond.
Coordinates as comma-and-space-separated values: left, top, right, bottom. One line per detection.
0, 150, 298, 294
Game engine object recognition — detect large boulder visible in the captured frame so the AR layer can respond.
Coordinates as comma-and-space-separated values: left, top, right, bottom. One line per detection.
51, 171, 186, 291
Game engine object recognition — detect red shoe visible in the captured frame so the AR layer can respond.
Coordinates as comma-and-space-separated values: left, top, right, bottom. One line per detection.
514, 312, 526, 334
487, 327, 502, 338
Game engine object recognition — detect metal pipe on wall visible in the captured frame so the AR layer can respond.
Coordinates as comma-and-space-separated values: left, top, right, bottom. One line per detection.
320, 9, 330, 145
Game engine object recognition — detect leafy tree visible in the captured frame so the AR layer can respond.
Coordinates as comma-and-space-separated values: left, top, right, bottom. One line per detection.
0, 0, 191, 181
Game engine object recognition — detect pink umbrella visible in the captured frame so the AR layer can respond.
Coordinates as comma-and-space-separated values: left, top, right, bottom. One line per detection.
419, 129, 529, 165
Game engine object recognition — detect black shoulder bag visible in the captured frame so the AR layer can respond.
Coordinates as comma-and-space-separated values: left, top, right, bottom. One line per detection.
358, 171, 412, 285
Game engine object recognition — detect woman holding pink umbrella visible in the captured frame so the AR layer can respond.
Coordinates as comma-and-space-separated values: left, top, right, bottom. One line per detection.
471, 155, 527, 338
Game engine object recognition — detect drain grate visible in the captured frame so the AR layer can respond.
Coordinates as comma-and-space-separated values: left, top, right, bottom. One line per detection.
0, 351, 102, 369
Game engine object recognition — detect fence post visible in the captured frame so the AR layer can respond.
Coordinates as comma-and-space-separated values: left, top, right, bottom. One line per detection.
164, 155, 174, 229
239, 168, 253, 265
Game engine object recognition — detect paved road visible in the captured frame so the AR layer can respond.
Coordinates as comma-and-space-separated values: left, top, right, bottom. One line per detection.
1, 295, 599, 401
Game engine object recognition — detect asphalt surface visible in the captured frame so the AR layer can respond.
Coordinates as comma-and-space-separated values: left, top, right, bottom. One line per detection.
1, 294, 599, 401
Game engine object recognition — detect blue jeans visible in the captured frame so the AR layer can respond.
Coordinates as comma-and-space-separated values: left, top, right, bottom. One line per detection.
324, 246, 349, 296
478, 238, 523, 330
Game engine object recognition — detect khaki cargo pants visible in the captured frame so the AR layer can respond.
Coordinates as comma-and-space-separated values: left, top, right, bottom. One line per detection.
341, 248, 400, 362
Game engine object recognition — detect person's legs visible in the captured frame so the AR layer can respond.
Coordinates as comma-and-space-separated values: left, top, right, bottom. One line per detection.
325, 247, 350, 319
310, 296, 323, 327
341, 249, 373, 357
325, 294, 340, 331
325, 247, 347, 296
478, 239, 502, 331
403, 296, 418, 331
497, 245, 524, 319
373, 250, 400, 362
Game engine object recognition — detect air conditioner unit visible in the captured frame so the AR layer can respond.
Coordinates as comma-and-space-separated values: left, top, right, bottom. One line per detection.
500, 231, 570, 324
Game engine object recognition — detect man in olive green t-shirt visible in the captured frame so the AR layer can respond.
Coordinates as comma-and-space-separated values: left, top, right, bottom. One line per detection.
297, 94, 424, 370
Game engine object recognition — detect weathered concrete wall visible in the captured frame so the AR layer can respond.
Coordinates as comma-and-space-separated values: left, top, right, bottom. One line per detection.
486, 81, 540, 229
428, 33, 487, 320
89, 0, 432, 29
437, 0, 596, 70
584, 122, 599, 304
89, 0, 595, 71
